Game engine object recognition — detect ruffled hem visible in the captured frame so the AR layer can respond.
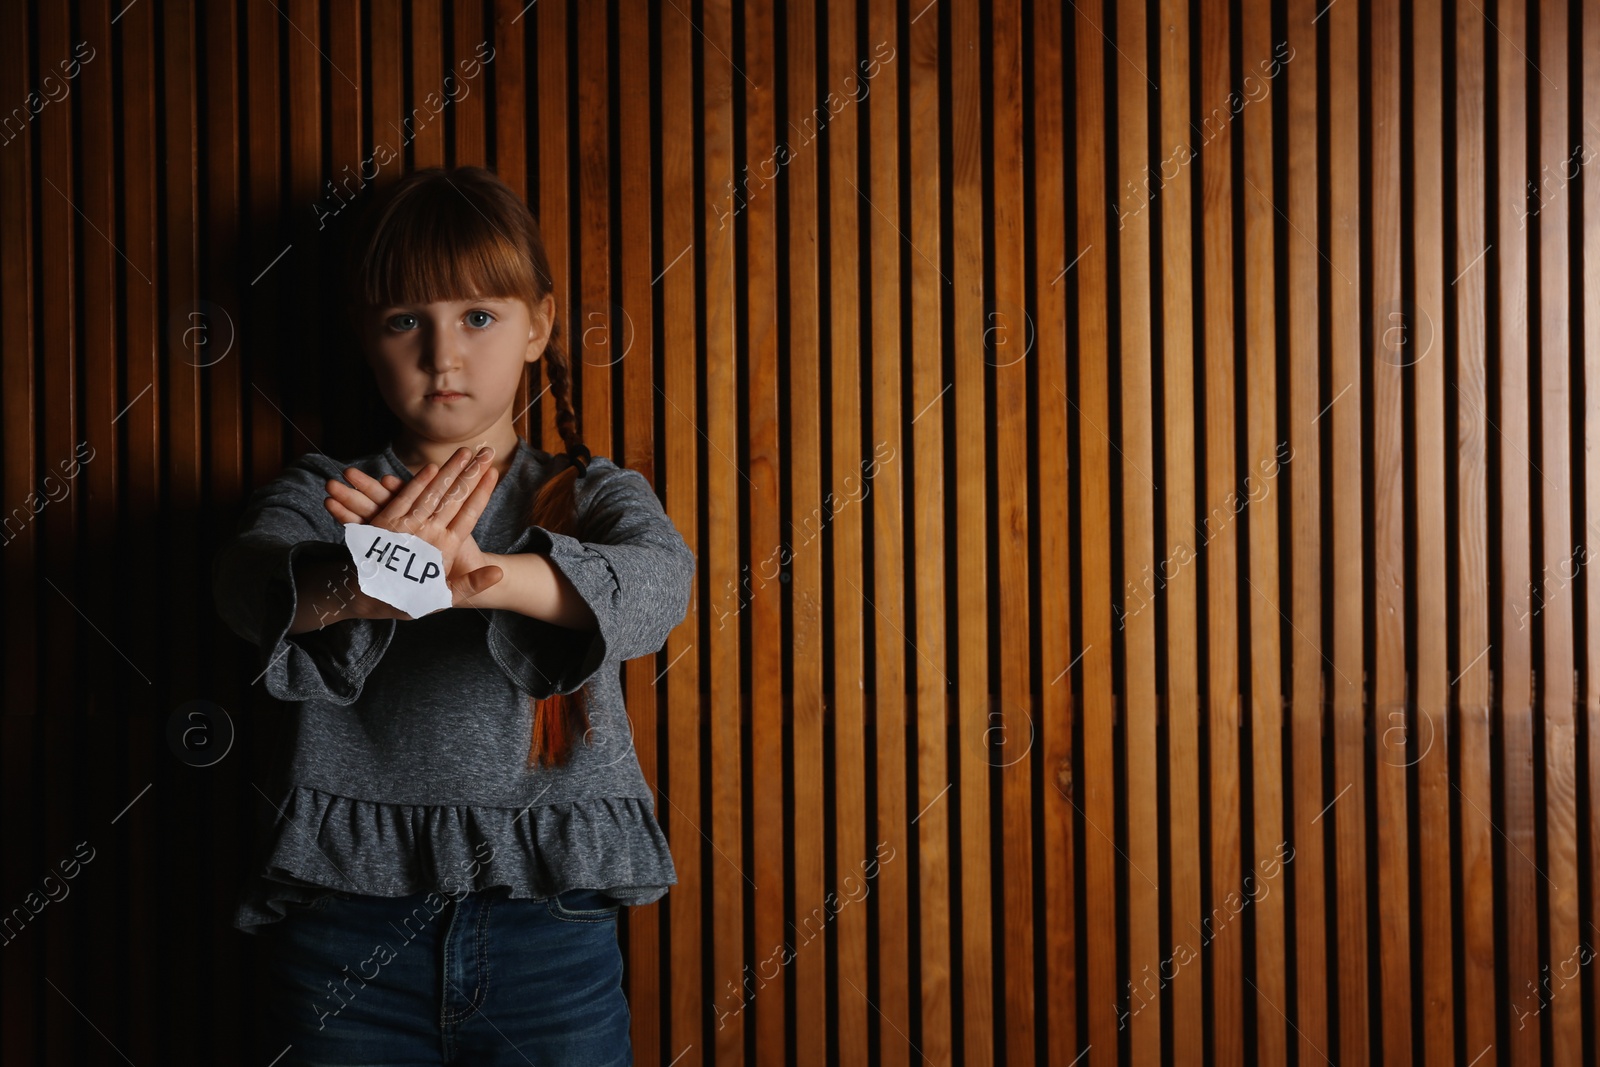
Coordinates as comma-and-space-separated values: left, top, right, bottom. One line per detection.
232, 785, 678, 933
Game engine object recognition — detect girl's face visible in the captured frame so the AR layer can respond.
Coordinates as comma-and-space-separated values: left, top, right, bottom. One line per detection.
362, 292, 555, 451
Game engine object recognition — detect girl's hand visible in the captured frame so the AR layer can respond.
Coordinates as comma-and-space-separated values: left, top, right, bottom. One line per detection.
326, 469, 493, 576
323, 447, 504, 612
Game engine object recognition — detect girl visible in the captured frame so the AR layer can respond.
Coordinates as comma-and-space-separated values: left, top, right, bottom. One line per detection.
212, 165, 695, 1065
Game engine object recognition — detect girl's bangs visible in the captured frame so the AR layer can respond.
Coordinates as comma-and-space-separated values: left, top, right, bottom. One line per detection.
359, 198, 536, 312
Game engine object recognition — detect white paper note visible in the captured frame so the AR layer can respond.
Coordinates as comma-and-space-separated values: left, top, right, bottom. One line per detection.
342, 523, 453, 619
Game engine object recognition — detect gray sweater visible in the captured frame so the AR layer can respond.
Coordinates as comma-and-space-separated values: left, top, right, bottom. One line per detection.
211, 438, 695, 933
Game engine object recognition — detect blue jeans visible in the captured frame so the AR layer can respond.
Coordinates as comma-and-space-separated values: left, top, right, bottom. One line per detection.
262, 885, 633, 1066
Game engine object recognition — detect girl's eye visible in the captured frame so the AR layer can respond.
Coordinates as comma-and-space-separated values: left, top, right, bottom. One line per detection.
383, 310, 496, 331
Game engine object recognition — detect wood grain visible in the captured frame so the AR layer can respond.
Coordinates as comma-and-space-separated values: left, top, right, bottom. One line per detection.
1536, 4, 1581, 1065
1286, 0, 1331, 1061
1072, 0, 1119, 1057
1495, 1, 1540, 1064
785, 2, 829, 1064
908, 2, 954, 1064
1411, 0, 1455, 1062
1370, 1, 1412, 1062
1200, 0, 1244, 1059
1034, 0, 1075, 1060
1114, 1, 1161, 1063
1330, 0, 1371, 1060
866, 2, 913, 1066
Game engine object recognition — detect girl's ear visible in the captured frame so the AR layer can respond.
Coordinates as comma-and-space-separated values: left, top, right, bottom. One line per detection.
526, 292, 556, 364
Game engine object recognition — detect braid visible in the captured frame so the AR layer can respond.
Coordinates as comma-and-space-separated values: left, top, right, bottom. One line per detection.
524, 313, 594, 768
542, 319, 591, 477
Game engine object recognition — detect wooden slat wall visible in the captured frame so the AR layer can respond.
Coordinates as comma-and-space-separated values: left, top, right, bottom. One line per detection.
2, 1, 1599, 1064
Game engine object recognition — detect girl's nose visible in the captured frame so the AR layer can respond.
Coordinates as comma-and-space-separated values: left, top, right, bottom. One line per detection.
424, 329, 464, 372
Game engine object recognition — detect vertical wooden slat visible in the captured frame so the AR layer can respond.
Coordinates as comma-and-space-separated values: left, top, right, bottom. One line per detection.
1453, 0, 1498, 1055
991, 0, 1034, 1063
534, 1, 569, 522
1240, 0, 1287, 1057
493, 6, 528, 426
0, 0, 42, 1013
36, 0, 86, 1059
615, 1, 663, 1061
703, 0, 747, 1063
1114, 0, 1160, 1063
38, 0, 75, 1056
0, 0, 36, 749
40, 0, 77, 717
451, 0, 485, 161
1494, 0, 1539, 1062
290, 1, 330, 424
1200, 0, 1244, 1059
1285, 1, 1330, 1060
409, 0, 445, 169
1535, 0, 1580, 1061
1535, 2, 1582, 1063
1157, 0, 1203, 1059
1034, 0, 1076, 1053
1072, 0, 1119, 1055
1411, 1, 1455, 1062
866, 2, 912, 1065
283, 3, 320, 434
1329, 0, 1370, 1059
163, 0, 201, 1060
657, 0, 703, 1060
121, 0, 162, 1049
491, 0, 525, 193
577, 0, 612, 451
786, 2, 830, 1064
908, 0, 954, 1062
369, 0, 404, 188
1584, 0, 1600, 1046
1370, 0, 1412, 1062
828, 0, 872, 1055
78, 0, 131, 1059
743, 0, 787, 1059
203, 0, 245, 1056
39, 0, 78, 1034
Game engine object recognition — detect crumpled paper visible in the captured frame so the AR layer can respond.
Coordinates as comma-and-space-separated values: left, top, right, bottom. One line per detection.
342, 523, 453, 619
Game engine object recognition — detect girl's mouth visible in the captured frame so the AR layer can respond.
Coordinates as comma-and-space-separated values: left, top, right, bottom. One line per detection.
426, 391, 465, 402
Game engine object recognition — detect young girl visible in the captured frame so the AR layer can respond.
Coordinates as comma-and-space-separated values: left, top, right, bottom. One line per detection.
212, 165, 695, 1065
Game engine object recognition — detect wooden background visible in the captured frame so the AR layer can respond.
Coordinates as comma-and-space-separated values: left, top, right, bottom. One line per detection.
1, 0, 1597, 1064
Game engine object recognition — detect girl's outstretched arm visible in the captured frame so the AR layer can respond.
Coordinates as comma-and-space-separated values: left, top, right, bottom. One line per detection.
483, 459, 696, 698
470, 552, 598, 630
211, 454, 399, 705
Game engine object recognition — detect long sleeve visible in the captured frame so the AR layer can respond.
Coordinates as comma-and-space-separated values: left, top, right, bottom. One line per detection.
486, 459, 696, 698
211, 454, 397, 704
